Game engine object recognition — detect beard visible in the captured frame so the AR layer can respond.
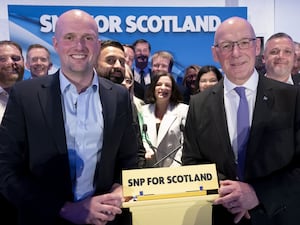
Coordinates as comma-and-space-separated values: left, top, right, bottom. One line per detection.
135, 55, 149, 69
108, 74, 124, 84
186, 79, 196, 90
97, 66, 125, 84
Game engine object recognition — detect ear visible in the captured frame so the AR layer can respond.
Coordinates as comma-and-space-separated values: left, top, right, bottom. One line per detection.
25, 61, 30, 70
255, 38, 261, 56
211, 46, 220, 63
262, 55, 266, 64
52, 36, 58, 52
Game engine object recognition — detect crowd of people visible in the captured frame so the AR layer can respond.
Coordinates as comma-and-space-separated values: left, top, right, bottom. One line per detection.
0, 8, 300, 225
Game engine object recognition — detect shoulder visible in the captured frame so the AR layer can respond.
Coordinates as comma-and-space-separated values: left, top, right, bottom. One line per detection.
174, 103, 189, 113
98, 77, 130, 103
13, 73, 57, 92
141, 103, 154, 114
261, 75, 299, 93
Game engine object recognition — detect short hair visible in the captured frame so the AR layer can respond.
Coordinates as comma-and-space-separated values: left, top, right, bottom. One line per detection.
26, 44, 51, 60
266, 32, 293, 43
132, 39, 151, 51
145, 71, 183, 104
195, 65, 223, 92
151, 51, 174, 72
0, 40, 23, 55
101, 40, 124, 52
123, 44, 134, 52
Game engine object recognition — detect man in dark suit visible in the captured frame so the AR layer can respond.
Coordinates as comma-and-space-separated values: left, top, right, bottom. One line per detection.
132, 39, 152, 100
0, 9, 138, 225
263, 32, 300, 86
182, 17, 300, 225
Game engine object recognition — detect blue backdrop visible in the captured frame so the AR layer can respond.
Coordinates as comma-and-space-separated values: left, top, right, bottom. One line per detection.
7, 5, 247, 80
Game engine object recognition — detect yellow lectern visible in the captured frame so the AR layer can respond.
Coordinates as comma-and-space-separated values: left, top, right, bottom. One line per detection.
122, 164, 219, 225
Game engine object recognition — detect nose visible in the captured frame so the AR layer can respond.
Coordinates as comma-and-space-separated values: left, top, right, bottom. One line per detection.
75, 38, 85, 49
232, 43, 242, 57
6, 56, 16, 64
114, 59, 123, 68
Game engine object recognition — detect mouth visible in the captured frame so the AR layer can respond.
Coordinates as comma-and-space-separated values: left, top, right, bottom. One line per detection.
111, 71, 124, 78
158, 91, 169, 97
33, 67, 45, 72
71, 54, 87, 60
230, 61, 246, 67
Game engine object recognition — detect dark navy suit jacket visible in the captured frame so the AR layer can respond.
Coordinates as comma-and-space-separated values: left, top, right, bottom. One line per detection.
0, 71, 138, 225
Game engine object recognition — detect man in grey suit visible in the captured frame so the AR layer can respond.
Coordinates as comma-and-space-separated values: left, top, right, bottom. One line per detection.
0, 9, 138, 225
183, 17, 300, 225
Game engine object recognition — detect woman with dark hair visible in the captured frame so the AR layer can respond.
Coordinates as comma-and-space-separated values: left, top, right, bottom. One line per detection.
195, 65, 223, 92
141, 72, 188, 167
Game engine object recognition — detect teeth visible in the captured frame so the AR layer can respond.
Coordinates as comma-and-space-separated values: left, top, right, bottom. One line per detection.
72, 54, 85, 59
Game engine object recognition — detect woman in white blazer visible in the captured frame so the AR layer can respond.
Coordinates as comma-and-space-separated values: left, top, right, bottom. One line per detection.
141, 72, 189, 167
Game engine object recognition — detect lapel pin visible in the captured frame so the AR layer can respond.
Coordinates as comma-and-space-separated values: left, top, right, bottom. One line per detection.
263, 96, 268, 101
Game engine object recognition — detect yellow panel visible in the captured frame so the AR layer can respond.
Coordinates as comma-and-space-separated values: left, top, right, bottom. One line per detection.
122, 164, 219, 198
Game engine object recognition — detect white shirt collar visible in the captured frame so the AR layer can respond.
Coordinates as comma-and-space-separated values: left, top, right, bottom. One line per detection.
224, 69, 259, 94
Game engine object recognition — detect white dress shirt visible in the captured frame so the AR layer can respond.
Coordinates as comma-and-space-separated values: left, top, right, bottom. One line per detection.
223, 70, 259, 161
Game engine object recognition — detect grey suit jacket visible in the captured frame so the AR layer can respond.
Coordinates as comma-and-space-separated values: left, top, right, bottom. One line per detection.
183, 75, 300, 225
0, 71, 138, 225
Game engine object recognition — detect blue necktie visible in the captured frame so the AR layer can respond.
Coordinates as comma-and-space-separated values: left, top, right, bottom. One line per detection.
234, 87, 250, 181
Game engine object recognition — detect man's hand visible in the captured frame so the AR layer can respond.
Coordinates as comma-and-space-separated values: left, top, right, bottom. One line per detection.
60, 184, 123, 225
213, 180, 259, 223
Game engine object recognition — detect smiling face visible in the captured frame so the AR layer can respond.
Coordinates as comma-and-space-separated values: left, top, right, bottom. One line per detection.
152, 56, 170, 74
53, 10, 100, 78
154, 75, 172, 104
0, 43, 24, 88
212, 17, 260, 85
198, 71, 219, 92
26, 47, 52, 78
96, 46, 125, 84
134, 42, 150, 69
263, 36, 295, 81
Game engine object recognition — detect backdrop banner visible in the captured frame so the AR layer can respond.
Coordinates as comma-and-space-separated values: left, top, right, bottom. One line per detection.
7, 5, 247, 80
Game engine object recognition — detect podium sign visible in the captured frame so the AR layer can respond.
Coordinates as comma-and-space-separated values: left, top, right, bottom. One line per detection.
122, 164, 218, 199
122, 164, 219, 225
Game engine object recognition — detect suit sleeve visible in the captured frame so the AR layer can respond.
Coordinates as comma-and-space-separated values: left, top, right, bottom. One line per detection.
0, 84, 67, 225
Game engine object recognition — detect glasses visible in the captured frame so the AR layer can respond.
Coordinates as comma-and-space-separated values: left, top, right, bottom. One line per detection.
123, 78, 133, 85
214, 38, 256, 53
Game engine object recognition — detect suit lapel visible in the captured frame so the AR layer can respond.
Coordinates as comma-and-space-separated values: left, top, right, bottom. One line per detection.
245, 76, 274, 175
98, 77, 116, 158
38, 72, 67, 154
210, 81, 233, 153
157, 105, 177, 145
143, 104, 158, 146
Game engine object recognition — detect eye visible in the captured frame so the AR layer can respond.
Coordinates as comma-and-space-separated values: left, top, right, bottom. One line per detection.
119, 59, 126, 67
269, 49, 280, 55
238, 40, 250, 48
106, 57, 116, 65
284, 49, 292, 55
221, 42, 232, 51
64, 34, 74, 41
85, 35, 95, 41
0, 57, 6, 63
